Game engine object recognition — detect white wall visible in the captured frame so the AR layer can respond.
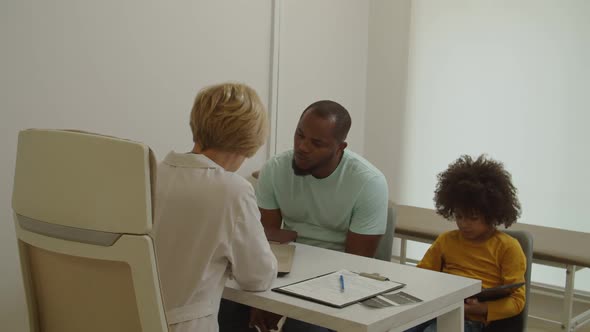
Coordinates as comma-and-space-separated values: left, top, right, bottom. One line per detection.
0, 1, 273, 330
1, 1, 374, 329
274, 0, 369, 154
364, 0, 411, 203
365, 0, 590, 290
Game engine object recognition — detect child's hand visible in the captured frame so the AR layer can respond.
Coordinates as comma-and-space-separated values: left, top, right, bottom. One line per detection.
464, 297, 488, 317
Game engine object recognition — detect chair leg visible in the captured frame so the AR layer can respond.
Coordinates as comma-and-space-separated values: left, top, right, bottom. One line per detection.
561, 265, 575, 331
400, 239, 408, 264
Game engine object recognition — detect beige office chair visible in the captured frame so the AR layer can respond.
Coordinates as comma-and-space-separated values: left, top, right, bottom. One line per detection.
12, 129, 168, 332
484, 229, 533, 332
375, 201, 397, 262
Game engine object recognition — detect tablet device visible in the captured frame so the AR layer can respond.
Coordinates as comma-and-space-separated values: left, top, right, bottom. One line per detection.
476, 282, 525, 301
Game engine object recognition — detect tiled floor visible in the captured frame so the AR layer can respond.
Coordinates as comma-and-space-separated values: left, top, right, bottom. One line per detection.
527, 326, 590, 332
527, 320, 590, 332
526, 289, 590, 332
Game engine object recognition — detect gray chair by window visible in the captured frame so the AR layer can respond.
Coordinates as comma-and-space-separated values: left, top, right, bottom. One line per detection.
484, 229, 533, 332
12, 129, 168, 332
374, 201, 397, 262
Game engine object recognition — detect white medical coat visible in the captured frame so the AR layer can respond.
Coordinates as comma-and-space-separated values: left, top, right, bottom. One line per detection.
152, 152, 277, 332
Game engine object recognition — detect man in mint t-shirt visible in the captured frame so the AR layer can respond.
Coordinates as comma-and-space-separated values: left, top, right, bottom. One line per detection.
219, 100, 389, 332
257, 101, 388, 254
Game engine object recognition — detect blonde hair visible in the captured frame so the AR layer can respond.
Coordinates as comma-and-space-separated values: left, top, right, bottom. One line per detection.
189, 82, 268, 157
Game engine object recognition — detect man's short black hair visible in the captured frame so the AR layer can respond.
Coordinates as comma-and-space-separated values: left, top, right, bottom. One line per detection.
302, 100, 351, 142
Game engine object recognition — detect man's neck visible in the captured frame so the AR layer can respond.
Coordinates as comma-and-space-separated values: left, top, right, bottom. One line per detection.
311, 151, 344, 179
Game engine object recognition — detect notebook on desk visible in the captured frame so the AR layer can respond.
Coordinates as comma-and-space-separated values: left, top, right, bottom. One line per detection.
265, 228, 297, 276
270, 243, 295, 276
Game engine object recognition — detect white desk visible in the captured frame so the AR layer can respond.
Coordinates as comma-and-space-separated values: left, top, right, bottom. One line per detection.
223, 243, 480, 332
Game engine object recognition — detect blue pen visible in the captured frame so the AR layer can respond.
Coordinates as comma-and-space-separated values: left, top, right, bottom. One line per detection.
339, 274, 345, 292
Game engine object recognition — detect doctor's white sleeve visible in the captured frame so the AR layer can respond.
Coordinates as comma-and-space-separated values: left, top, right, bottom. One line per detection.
227, 187, 278, 291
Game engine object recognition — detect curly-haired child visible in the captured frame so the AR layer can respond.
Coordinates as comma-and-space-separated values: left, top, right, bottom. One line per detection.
407, 155, 525, 332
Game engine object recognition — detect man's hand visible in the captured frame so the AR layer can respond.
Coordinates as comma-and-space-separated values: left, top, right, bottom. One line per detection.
464, 297, 488, 317
249, 308, 283, 332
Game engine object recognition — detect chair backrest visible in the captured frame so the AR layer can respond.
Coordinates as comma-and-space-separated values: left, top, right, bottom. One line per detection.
484, 229, 533, 332
12, 129, 167, 332
374, 201, 397, 261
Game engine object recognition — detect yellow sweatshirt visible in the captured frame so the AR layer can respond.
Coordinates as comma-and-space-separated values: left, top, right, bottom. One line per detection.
417, 229, 526, 323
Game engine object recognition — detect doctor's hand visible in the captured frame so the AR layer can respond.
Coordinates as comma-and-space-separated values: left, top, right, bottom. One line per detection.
249, 308, 282, 332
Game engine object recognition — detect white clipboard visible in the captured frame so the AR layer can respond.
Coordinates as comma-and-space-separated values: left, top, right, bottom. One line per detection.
272, 269, 404, 308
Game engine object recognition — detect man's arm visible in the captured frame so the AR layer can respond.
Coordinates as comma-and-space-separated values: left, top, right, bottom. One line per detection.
259, 208, 282, 229
255, 162, 282, 230
347, 174, 389, 258
345, 231, 381, 257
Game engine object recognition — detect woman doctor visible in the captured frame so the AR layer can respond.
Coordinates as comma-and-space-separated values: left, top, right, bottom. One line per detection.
152, 82, 278, 332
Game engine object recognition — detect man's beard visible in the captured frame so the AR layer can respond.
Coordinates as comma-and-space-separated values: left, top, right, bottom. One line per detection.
291, 152, 334, 177
291, 158, 312, 176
